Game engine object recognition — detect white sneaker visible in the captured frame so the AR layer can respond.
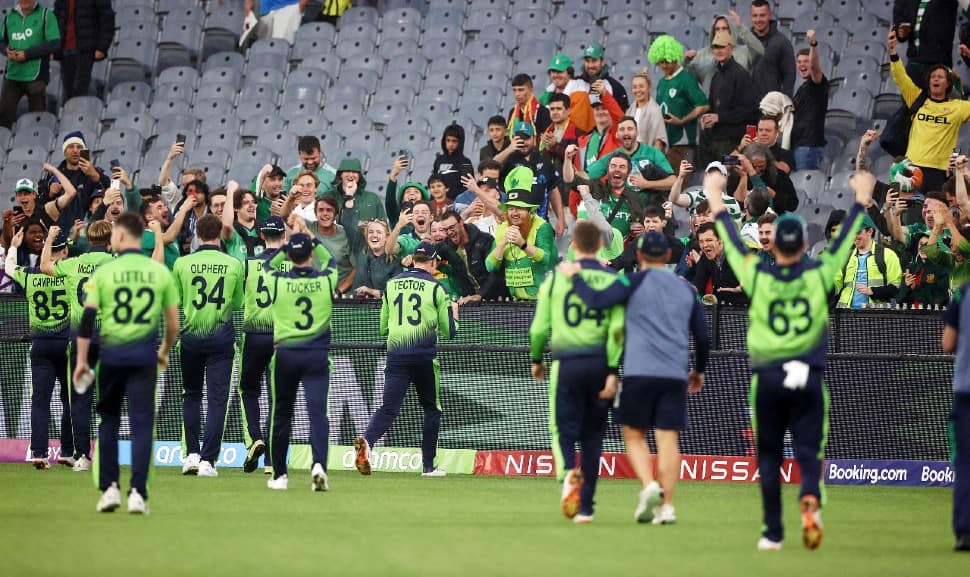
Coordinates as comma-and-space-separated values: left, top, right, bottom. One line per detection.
573, 513, 594, 524
57, 455, 76, 467
421, 467, 447, 477
267, 474, 288, 490
311, 463, 329, 492
182, 453, 200, 475
128, 488, 149, 514
197, 460, 218, 477
634, 481, 663, 523
73, 456, 92, 472
757, 537, 783, 551
264, 466, 273, 475
652, 504, 677, 525
96, 482, 121, 513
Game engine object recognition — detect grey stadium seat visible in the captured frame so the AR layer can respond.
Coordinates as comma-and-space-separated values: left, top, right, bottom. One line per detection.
11, 126, 55, 150
201, 66, 243, 89
341, 5, 380, 27
245, 66, 286, 88
200, 114, 240, 137
256, 131, 299, 158
323, 99, 365, 123
108, 81, 153, 105
790, 170, 827, 203
190, 146, 232, 170
196, 82, 235, 104
7, 145, 50, 164
367, 102, 410, 126
61, 95, 104, 116
285, 114, 330, 135
153, 81, 193, 104
107, 39, 156, 89
95, 146, 141, 173
96, 128, 145, 153
477, 24, 517, 50
149, 98, 193, 119
299, 53, 342, 78
110, 112, 156, 141
157, 18, 203, 69
14, 111, 57, 132
379, 39, 420, 60
240, 114, 284, 139
59, 111, 101, 138
237, 99, 279, 119
103, 97, 147, 121
239, 84, 278, 105
288, 67, 332, 90
192, 98, 235, 120
156, 66, 200, 89
204, 51, 245, 74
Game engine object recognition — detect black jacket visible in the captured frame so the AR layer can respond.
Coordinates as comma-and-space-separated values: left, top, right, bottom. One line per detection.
579, 65, 630, 111
750, 21, 795, 98
610, 234, 683, 273
432, 123, 474, 200
693, 253, 748, 306
54, 0, 114, 55
895, 0, 959, 67
708, 57, 758, 142
461, 223, 504, 299
38, 161, 110, 228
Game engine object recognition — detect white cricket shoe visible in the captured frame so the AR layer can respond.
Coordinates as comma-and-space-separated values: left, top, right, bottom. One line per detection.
128, 488, 148, 514
311, 463, 329, 492
182, 453, 200, 475
96, 482, 121, 513
421, 467, 447, 477
267, 474, 288, 490
56, 455, 76, 467
73, 456, 92, 472
197, 460, 218, 477
573, 513, 594, 524
634, 481, 663, 523
652, 504, 677, 525
757, 537, 783, 551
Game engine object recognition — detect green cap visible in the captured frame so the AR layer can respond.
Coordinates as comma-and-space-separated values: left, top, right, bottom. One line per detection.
860, 214, 877, 230
548, 53, 573, 72
513, 121, 535, 136
501, 166, 538, 210
583, 44, 605, 59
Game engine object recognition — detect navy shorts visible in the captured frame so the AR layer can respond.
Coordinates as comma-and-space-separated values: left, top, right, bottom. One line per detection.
616, 376, 687, 430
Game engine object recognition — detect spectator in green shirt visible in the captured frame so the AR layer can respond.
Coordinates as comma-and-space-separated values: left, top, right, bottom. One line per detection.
0, 0, 60, 128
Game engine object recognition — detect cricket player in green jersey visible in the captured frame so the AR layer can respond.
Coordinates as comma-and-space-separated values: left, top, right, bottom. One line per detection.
4, 226, 70, 470
172, 214, 244, 477
707, 169, 875, 551
39, 220, 114, 472
264, 229, 337, 491
355, 242, 459, 477
239, 215, 289, 474
75, 212, 180, 514
529, 221, 624, 523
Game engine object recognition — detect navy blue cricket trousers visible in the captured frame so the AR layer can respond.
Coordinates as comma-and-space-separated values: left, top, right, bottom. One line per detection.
269, 345, 330, 478
752, 366, 827, 543
550, 356, 610, 515
953, 392, 970, 538
30, 337, 71, 459
68, 338, 98, 459
239, 332, 274, 449
180, 337, 234, 463
96, 364, 156, 497
364, 359, 441, 471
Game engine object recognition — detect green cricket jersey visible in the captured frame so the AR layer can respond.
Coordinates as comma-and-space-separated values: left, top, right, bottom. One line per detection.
381, 269, 457, 360
715, 204, 865, 368
83, 249, 179, 366
243, 248, 291, 334
12, 264, 69, 338
529, 260, 625, 367
265, 245, 338, 348
172, 246, 244, 343
51, 248, 113, 333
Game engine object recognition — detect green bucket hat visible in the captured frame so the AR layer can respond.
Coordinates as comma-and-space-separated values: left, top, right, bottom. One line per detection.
336, 157, 363, 173
501, 166, 538, 210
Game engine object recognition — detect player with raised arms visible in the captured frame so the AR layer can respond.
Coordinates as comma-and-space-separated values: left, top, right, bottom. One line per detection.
4, 227, 71, 470
354, 242, 459, 477
263, 222, 337, 491
529, 220, 625, 523
39, 221, 115, 472
707, 167, 875, 550
74, 212, 180, 514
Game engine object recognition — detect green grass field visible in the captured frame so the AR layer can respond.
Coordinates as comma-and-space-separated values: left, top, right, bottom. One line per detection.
0, 464, 963, 576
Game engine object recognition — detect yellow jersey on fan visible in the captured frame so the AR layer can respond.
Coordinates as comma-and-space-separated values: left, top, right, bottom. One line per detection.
891, 58, 970, 170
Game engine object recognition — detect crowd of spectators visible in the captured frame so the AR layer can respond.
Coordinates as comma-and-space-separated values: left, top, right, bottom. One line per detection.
3, 0, 970, 310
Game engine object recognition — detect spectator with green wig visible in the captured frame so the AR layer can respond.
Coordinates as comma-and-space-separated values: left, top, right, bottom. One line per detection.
649, 35, 710, 173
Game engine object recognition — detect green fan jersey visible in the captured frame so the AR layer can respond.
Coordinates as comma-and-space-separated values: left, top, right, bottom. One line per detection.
715, 204, 865, 368
83, 249, 179, 365
51, 248, 113, 333
529, 260, 624, 368
380, 269, 457, 360
265, 247, 338, 348
12, 265, 69, 338
172, 246, 244, 341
